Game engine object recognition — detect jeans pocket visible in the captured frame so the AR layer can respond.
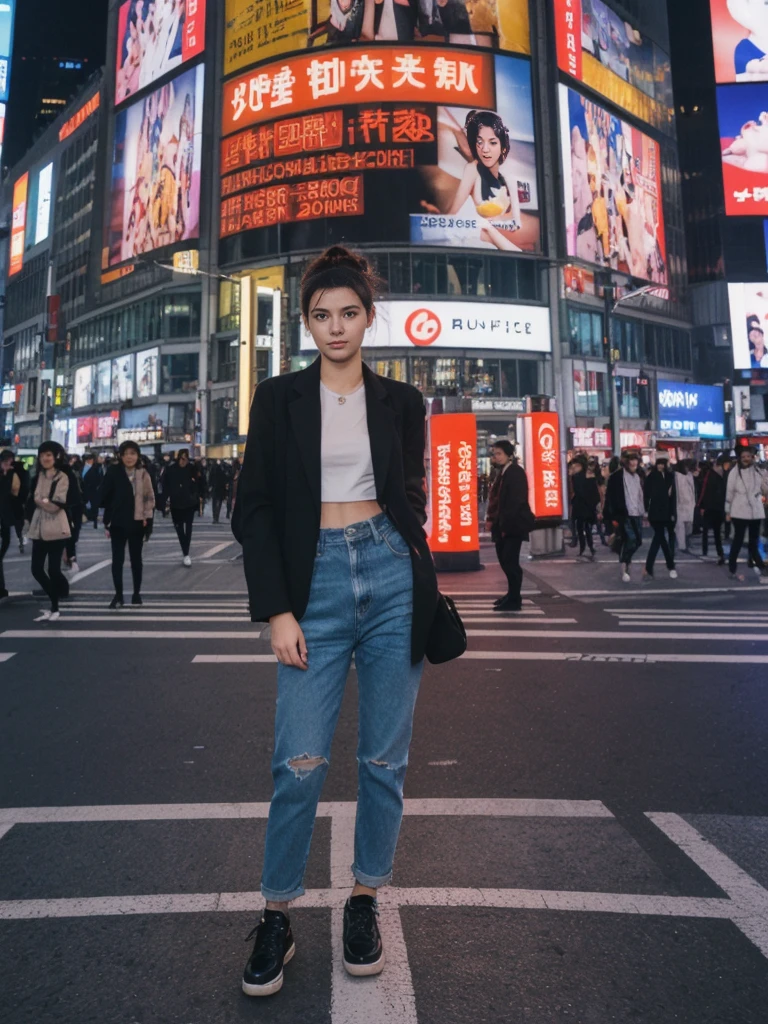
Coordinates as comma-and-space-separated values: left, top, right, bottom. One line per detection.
381, 528, 411, 559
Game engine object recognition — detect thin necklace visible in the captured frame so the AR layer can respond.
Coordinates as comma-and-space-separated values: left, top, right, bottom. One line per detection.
321, 379, 363, 406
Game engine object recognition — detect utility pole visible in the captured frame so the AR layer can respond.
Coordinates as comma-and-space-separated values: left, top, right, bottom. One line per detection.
602, 279, 622, 457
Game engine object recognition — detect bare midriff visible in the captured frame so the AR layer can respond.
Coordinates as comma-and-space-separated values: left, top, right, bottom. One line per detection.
320, 500, 383, 529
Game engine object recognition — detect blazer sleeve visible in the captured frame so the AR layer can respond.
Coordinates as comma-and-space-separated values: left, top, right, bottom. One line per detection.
100, 468, 115, 528
402, 389, 428, 526
725, 468, 736, 515
498, 465, 529, 536
239, 380, 293, 622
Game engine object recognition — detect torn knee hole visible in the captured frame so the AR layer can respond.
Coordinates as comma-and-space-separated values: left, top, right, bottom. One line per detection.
288, 753, 328, 777
370, 759, 392, 769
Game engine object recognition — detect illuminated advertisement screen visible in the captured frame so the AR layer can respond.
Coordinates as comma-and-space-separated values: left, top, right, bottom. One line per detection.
710, 0, 768, 83
115, 0, 206, 105
559, 85, 667, 284
0, 1, 16, 104
716, 82, 768, 214
136, 347, 159, 397
107, 63, 204, 267
657, 380, 725, 440
553, 0, 672, 132
111, 354, 134, 403
25, 163, 54, 252
726, 282, 768, 368
428, 412, 479, 554
96, 360, 112, 405
224, 0, 530, 76
74, 366, 94, 409
9, 172, 28, 277
221, 49, 540, 253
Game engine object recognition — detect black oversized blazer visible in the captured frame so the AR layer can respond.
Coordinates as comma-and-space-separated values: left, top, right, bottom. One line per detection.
238, 357, 439, 664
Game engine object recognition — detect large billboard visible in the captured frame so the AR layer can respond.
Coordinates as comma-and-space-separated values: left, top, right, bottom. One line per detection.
299, 299, 551, 351
8, 172, 28, 277
727, 282, 768, 368
74, 366, 94, 409
559, 85, 667, 284
115, 0, 207, 105
111, 354, 135, 403
221, 49, 540, 253
136, 347, 160, 397
24, 162, 54, 253
717, 82, 768, 214
657, 380, 725, 440
710, 0, 768, 83
0, 1, 16, 104
106, 63, 204, 267
553, 0, 672, 132
224, 0, 530, 77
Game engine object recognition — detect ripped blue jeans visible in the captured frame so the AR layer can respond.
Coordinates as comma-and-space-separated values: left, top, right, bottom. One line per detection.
260, 513, 424, 902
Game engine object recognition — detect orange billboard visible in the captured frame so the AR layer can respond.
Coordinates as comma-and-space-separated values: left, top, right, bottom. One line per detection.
428, 412, 479, 555
520, 411, 563, 519
9, 172, 28, 277
222, 46, 496, 134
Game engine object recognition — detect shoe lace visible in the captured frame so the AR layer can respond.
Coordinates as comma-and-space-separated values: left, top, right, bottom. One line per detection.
245, 916, 285, 956
345, 900, 379, 942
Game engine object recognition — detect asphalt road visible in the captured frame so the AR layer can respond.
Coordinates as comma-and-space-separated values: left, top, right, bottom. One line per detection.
1, 514, 768, 1023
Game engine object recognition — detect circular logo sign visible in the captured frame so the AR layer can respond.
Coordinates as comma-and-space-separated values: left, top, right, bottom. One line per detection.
405, 308, 442, 347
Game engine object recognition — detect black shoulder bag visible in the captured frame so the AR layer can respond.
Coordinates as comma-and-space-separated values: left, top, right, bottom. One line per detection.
425, 593, 467, 665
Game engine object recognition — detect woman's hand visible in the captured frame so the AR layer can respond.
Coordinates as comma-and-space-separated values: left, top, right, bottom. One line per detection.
269, 612, 308, 670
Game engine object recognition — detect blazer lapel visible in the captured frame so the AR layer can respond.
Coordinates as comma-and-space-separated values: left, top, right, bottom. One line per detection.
363, 363, 395, 502
289, 358, 322, 514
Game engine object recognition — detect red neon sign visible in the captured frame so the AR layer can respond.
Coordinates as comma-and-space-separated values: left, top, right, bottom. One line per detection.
521, 411, 563, 518
428, 413, 479, 554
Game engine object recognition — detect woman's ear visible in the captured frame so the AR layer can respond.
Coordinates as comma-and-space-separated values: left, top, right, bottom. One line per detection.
367, 305, 376, 329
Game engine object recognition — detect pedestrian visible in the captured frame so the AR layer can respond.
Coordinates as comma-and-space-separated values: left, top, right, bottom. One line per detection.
12, 457, 29, 552
63, 456, 84, 576
24, 441, 72, 622
486, 440, 532, 609
725, 445, 768, 582
100, 440, 156, 608
642, 453, 678, 580
163, 448, 199, 566
209, 459, 230, 523
196, 457, 209, 517
566, 458, 584, 547
81, 452, 104, 529
673, 460, 696, 554
236, 245, 438, 995
698, 454, 730, 564
572, 459, 601, 559
604, 449, 645, 583
0, 449, 21, 598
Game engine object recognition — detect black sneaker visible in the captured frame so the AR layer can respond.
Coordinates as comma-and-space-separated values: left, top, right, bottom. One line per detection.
492, 595, 508, 608
131, 593, 143, 606
242, 910, 295, 997
343, 895, 384, 976
496, 597, 523, 612
108, 595, 124, 610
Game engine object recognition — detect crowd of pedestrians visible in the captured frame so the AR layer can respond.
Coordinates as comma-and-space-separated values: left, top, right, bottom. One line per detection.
0, 440, 243, 609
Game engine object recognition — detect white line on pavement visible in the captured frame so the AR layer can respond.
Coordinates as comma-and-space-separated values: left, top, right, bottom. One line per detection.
50, 616, 254, 623
459, 618, 577, 625
1, 630, 264, 640
465, 629, 768, 641
0, 798, 612, 826
456, 652, 768, 664
0, 653, 16, 662
0, 887, 733, 922
67, 559, 112, 583
197, 542, 234, 559
569, 587, 768, 599
648, 813, 768, 958
616, 620, 768, 629
193, 654, 276, 663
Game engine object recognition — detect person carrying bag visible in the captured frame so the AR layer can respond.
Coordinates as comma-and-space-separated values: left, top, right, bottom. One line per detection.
25, 441, 72, 621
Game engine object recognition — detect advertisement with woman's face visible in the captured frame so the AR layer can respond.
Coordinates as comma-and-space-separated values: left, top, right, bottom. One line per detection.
115, 0, 206, 105
559, 85, 667, 284
411, 56, 538, 251
73, 366, 93, 410
111, 354, 134, 403
717, 81, 768, 214
107, 63, 204, 266
711, 0, 768, 83
727, 282, 768, 368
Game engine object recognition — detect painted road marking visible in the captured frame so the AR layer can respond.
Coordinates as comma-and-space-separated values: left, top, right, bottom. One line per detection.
67, 559, 112, 583
573, 587, 768, 600
1, 630, 265, 640
197, 542, 234, 559
193, 654, 276, 663
0, 653, 16, 662
459, 617, 578, 625
457, 652, 768, 664
465, 629, 768, 641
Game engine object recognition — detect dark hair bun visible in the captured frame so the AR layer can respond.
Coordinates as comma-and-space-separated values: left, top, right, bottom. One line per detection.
300, 245, 378, 319
308, 245, 371, 277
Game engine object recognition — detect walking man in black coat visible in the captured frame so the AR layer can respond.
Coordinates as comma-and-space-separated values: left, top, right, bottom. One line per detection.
642, 453, 678, 581
486, 440, 532, 612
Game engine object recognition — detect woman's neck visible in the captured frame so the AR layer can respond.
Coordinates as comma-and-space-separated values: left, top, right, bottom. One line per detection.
43, 467, 56, 478
320, 354, 365, 395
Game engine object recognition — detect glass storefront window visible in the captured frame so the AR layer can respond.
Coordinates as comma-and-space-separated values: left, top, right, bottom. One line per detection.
573, 367, 606, 416
369, 359, 407, 381
461, 358, 498, 396
161, 353, 198, 394
518, 359, 539, 397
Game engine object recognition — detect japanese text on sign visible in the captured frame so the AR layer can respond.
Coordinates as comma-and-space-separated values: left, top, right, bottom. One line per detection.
220, 175, 364, 235
428, 413, 479, 554
222, 47, 495, 133
522, 412, 563, 518
554, 0, 582, 80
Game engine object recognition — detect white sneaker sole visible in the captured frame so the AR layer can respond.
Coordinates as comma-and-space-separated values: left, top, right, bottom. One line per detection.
343, 951, 385, 977
242, 941, 295, 997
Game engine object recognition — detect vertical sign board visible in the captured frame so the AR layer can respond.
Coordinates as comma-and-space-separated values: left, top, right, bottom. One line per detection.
428, 412, 479, 571
9, 172, 28, 277
554, 0, 582, 81
521, 411, 564, 519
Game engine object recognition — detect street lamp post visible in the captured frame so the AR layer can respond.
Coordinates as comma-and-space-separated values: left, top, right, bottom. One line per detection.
602, 281, 622, 458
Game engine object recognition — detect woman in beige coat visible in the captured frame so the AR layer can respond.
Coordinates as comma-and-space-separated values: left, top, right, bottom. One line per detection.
24, 441, 72, 621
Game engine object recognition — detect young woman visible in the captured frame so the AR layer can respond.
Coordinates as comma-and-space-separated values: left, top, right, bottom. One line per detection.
101, 440, 156, 608
572, 460, 601, 559
25, 441, 72, 622
237, 245, 438, 996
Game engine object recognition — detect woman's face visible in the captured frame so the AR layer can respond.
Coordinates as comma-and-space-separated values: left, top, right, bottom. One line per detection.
39, 451, 55, 471
304, 286, 373, 366
178, 453, 189, 467
476, 126, 503, 170
122, 449, 139, 469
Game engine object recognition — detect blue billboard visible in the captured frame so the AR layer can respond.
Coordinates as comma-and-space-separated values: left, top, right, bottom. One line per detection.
0, 1, 15, 104
658, 380, 725, 440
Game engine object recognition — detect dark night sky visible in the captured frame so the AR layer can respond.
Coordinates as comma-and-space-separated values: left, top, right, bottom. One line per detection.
4, 0, 109, 169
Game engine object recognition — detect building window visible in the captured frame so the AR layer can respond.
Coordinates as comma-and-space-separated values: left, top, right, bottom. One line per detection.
573, 366, 606, 416
161, 353, 199, 394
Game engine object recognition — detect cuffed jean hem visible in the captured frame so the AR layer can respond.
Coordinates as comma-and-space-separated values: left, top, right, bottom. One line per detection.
351, 864, 394, 889
260, 882, 306, 903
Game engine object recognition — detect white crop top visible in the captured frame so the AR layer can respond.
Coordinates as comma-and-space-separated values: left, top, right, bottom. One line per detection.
320, 381, 377, 502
